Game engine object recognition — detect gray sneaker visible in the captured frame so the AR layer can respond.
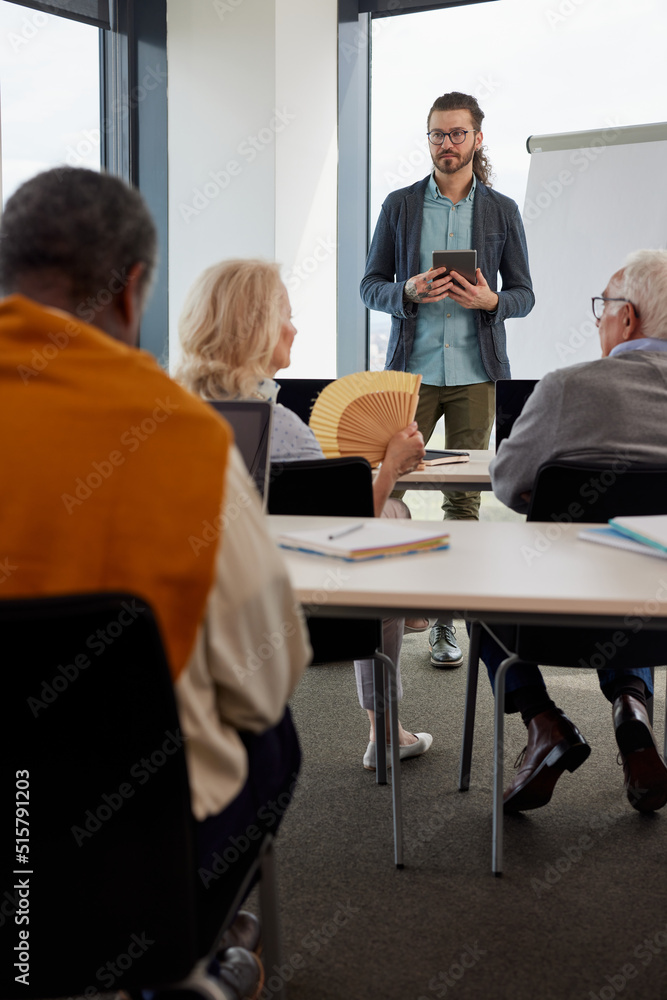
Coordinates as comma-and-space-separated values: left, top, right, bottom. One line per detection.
429, 624, 463, 669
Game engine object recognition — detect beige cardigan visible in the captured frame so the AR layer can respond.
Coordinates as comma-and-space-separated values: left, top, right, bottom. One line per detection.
175, 447, 312, 820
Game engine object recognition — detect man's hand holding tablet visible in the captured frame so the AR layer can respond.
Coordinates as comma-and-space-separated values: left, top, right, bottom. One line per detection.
432, 250, 478, 285
403, 265, 452, 303
430, 250, 499, 313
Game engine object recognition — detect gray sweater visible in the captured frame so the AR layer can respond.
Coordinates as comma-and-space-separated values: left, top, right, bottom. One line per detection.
490, 350, 667, 513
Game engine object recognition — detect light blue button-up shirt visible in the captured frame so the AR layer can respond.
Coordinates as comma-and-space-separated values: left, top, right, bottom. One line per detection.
407, 171, 488, 387
610, 337, 667, 356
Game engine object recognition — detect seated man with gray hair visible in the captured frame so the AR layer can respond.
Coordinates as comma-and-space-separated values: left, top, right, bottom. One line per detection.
0, 167, 310, 1000
481, 249, 667, 815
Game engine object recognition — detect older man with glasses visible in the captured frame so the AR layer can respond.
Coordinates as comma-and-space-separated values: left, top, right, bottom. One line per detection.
482, 249, 667, 815
361, 90, 534, 669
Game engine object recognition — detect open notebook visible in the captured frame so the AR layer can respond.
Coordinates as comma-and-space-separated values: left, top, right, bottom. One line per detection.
276, 520, 450, 561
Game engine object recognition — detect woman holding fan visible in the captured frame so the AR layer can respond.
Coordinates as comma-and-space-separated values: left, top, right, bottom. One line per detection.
177, 258, 433, 769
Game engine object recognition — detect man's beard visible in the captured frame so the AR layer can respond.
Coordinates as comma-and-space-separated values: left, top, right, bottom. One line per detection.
432, 143, 475, 176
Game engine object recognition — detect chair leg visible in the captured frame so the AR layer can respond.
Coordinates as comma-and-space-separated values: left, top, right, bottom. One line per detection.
647, 666, 655, 727
459, 620, 481, 791
372, 658, 387, 784
259, 835, 283, 999
375, 648, 404, 868
492, 653, 520, 878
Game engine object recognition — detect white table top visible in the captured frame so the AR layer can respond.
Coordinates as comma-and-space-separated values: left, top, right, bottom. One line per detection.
395, 449, 493, 489
268, 515, 667, 624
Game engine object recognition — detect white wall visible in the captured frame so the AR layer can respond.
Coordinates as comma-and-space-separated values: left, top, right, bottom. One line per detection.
167, 0, 338, 377
275, 0, 337, 378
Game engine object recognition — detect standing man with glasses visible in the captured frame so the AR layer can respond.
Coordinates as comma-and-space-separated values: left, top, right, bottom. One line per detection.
361, 91, 534, 669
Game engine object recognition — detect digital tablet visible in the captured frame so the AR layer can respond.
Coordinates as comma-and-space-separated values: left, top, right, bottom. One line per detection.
432, 250, 477, 285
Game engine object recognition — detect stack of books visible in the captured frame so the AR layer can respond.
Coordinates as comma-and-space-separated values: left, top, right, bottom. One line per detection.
276, 520, 450, 561
579, 515, 667, 560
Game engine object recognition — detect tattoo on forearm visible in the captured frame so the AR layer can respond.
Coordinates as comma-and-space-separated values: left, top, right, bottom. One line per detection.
404, 278, 430, 303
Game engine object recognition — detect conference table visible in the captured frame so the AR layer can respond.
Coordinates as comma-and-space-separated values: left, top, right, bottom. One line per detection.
268, 514, 667, 870
395, 448, 493, 492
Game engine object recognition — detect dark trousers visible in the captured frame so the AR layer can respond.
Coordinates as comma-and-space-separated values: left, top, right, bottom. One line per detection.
477, 624, 654, 712
195, 708, 301, 953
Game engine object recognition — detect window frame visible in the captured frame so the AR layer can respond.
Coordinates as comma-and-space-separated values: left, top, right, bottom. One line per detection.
100, 0, 168, 364
3, 0, 168, 363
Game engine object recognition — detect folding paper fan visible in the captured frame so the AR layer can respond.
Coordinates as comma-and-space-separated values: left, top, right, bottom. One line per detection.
309, 370, 422, 466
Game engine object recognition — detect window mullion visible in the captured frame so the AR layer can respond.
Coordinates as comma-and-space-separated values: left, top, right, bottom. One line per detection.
100, 0, 133, 183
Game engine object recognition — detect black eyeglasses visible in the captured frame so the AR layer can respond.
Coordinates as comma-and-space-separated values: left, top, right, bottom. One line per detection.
591, 296, 635, 321
427, 129, 475, 146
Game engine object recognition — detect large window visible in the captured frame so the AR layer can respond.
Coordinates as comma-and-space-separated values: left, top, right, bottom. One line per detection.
368, 0, 667, 371
0, 0, 168, 363
0, 1, 100, 205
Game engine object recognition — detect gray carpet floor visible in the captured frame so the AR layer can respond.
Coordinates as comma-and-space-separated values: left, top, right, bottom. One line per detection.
255, 624, 667, 1000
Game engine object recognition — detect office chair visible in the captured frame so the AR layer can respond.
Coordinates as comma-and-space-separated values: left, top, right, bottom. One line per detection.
458, 461, 667, 875
274, 377, 334, 425
0, 592, 281, 999
268, 456, 406, 867
493, 378, 539, 450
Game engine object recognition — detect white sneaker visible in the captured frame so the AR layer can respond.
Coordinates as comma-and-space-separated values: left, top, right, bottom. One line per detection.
363, 732, 433, 770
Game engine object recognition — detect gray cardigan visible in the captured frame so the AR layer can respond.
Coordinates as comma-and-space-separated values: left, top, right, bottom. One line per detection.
360, 176, 534, 381
490, 351, 667, 513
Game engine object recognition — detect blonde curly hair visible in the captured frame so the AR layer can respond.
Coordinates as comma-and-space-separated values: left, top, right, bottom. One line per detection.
176, 258, 285, 399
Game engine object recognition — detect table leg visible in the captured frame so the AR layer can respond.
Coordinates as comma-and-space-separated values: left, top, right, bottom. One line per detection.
373, 658, 387, 785
375, 649, 404, 868
459, 620, 481, 791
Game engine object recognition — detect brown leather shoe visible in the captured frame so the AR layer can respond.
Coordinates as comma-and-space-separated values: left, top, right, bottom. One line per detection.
217, 910, 261, 957
504, 708, 591, 813
216, 947, 264, 1000
613, 693, 667, 813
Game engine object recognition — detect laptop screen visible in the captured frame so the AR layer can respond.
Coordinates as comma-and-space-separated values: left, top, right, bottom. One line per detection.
494, 379, 539, 450
208, 400, 273, 508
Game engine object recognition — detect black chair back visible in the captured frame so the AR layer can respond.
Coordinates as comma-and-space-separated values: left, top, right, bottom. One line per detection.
494, 378, 539, 449
527, 460, 667, 522
268, 456, 375, 518
520, 461, 667, 664
274, 378, 334, 425
267, 457, 379, 661
0, 593, 198, 998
